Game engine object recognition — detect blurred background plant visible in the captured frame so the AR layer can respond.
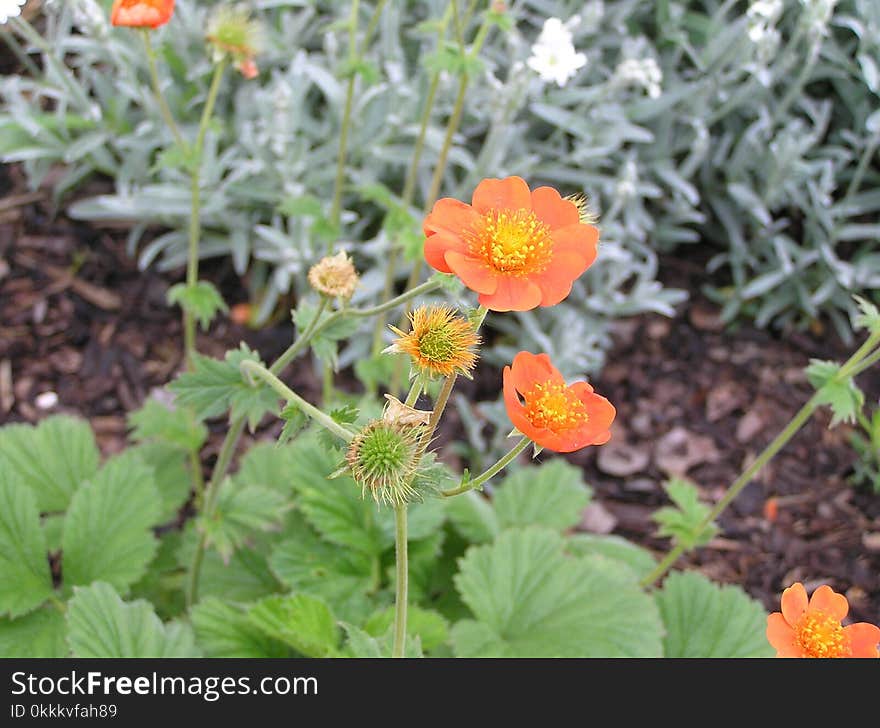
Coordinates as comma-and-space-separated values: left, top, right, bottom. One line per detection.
2, 0, 878, 468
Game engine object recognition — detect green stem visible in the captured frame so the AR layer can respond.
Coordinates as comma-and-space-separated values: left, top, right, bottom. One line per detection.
239, 360, 354, 443
49, 595, 66, 614
275, 297, 329, 372
404, 379, 422, 407
848, 347, 880, 379
189, 449, 205, 508
392, 503, 408, 657
772, 38, 819, 125
640, 330, 880, 589
443, 436, 530, 497
183, 59, 227, 368
141, 29, 184, 147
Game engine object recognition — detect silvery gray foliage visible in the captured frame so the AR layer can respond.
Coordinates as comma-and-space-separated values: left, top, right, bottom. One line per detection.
1, 0, 877, 366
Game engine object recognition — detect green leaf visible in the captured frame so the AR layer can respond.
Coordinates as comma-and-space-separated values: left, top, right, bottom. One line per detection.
445, 490, 499, 544
451, 528, 664, 657
340, 623, 383, 657
656, 571, 774, 657
234, 440, 298, 495
353, 354, 400, 393
565, 534, 657, 581
191, 597, 289, 657
128, 532, 185, 621
364, 606, 449, 652
198, 479, 290, 563
806, 359, 865, 427
288, 433, 385, 556
67, 582, 200, 657
0, 473, 54, 618
61, 451, 162, 593
248, 594, 340, 658
293, 304, 362, 371
378, 496, 447, 544
652, 477, 718, 549
853, 295, 880, 334
166, 281, 228, 330
493, 460, 591, 532
169, 344, 279, 431
268, 521, 375, 624
0, 415, 99, 511
277, 194, 323, 218
278, 403, 308, 445
129, 442, 192, 523
127, 396, 207, 452
177, 523, 282, 603
0, 606, 67, 657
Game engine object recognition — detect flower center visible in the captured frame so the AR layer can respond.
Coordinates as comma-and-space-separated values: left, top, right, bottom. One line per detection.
795, 612, 851, 658
468, 209, 553, 275
418, 327, 457, 364
523, 381, 588, 432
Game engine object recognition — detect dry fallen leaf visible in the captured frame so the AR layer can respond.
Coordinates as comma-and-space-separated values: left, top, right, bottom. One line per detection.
654, 426, 720, 476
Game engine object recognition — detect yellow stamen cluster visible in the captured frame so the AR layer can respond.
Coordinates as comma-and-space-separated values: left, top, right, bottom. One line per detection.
795, 612, 850, 658
523, 381, 588, 433
388, 305, 479, 378
308, 251, 359, 300
467, 209, 553, 275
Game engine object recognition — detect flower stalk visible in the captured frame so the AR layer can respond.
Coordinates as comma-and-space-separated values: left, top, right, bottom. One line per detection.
442, 435, 530, 497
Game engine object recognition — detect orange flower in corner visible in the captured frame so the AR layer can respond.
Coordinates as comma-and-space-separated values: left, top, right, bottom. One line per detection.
503, 351, 615, 453
111, 0, 174, 28
424, 176, 599, 312
766, 582, 880, 658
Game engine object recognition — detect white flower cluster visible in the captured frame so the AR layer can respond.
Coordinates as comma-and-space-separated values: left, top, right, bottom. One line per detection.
746, 0, 784, 85
613, 57, 663, 98
0, 0, 26, 24
799, 0, 838, 39
526, 17, 586, 88
71, 0, 108, 38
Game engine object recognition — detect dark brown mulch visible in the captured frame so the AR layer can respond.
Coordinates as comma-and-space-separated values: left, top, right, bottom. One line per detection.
2, 160, 879, 629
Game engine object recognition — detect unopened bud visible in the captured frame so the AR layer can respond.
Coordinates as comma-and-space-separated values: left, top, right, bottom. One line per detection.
308, 251, 360, 300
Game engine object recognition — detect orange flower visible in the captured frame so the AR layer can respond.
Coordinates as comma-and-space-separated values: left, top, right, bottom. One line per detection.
503, 351, 615, 453
110, 0, 174, 28
766, 582, 880, 658
423, 176, 599, 312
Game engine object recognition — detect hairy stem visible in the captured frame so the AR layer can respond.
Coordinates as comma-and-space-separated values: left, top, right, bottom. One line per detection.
141, 29, 184, 147
392, 503, 409, 657
442, 436, 530, 497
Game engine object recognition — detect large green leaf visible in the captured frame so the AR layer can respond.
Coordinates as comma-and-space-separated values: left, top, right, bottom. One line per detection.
248, 594, 340, 658
269, 521, 375, 624
493, 460, 591, 532
129, 442, 192, 524
377, 497, 447, 544
127, 395, 207, 452
67, 582, 200, 657
0, 415, 99, 511
451, 528, 664, 657
288, 434, 385, 556
0, 606, 67, 657
61, 451, 162, 593
233, 441, 299, 495
191, 597, 289, 657
0, 474, 54, 617
364, 606, 449, 652
655, 571, 774, 657
565, 534, 657, 581
445, 490, 499, 544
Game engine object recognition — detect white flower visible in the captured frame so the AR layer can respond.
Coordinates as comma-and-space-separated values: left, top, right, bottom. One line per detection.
0, 0, 26, 24
614, 57, 663, 98
527, 17, 587, 87
799, 0, 838, 37
747, 0, 784, 26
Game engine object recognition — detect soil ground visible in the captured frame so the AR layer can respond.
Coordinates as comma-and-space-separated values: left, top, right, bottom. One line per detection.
2, 158, 879, 628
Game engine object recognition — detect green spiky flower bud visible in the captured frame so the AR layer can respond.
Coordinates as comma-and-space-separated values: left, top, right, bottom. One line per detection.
346, 420, 424, 507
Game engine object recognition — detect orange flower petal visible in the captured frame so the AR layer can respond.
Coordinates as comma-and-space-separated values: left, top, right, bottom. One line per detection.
843, 622, 880, 658
572, 384, 617, 439
780, 582, 809, 626
551, 223, 599, 266
423, 197, 480, 238
532, 250, 590, 306
503, 365, 551, 439
766, 612, 802, 657
509, 351, 561, 394
808, 585, 849, 622
471, 176, 532, 214
445, 251, 498, 295
531, 186, 580, 229
111, 0, 174, 28
479, 275, 542, 312
424, 232, 468, 274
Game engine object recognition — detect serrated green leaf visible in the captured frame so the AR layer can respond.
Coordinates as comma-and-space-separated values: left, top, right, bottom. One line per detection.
0, 415, 99, 511
67, 582, 200, 657
451, 528, 664, 657
234, 440, 298, 495
127, 396, 207, 452
128, 531, 185, 621
167, 281, 228, 330
652, 477, 718, 549
353, 353, 400, 392
61, 451, 162, 593
198, 480, 290, 563
445, 490, 499, 544
340, 623, 384, 657
0, 474, 54, 618
41, 513, 64, 554
191, 597, 289, 657
656, 571, 774, 657
288, 433, 385, 556
364, 606, 449, 652
168, 345, 279, 431
248, 594, 340, 658
277, 194, 324, 218
128, 442, 191, 523
853, 295, 880, 334
278, 403, 308, 445
0, 606, 68, 657
806, 359, 865, 427
565, 534, 657, 580
268, 520, 375, 624
179, 535, 281, 604
493, 459, 591, 532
